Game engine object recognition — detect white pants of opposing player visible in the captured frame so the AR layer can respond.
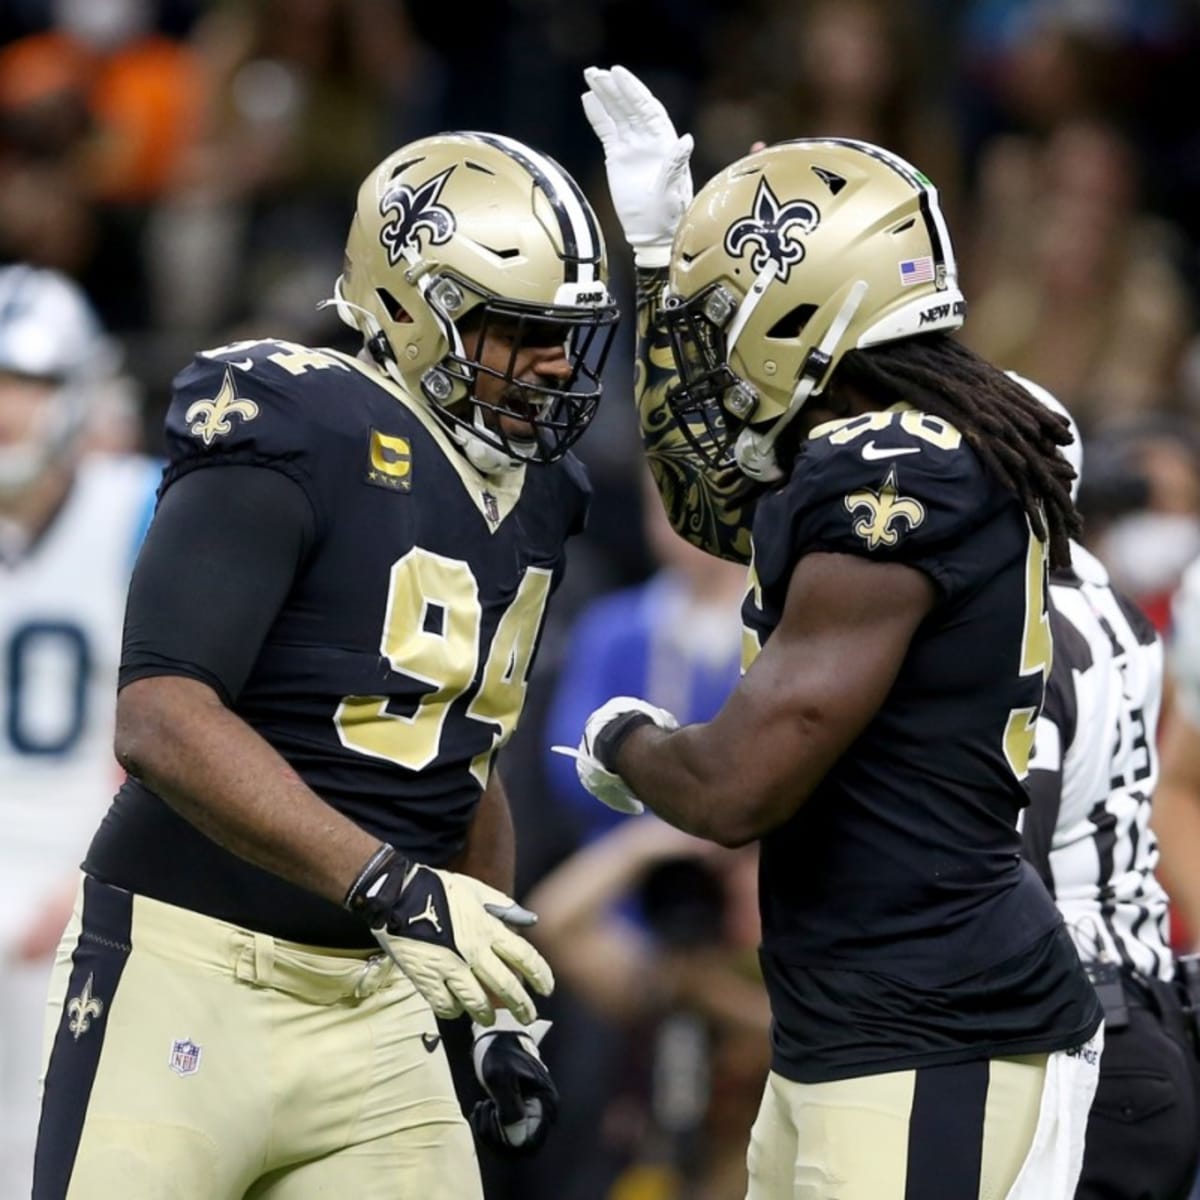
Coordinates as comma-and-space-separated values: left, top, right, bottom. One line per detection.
0, 954, 55, 1198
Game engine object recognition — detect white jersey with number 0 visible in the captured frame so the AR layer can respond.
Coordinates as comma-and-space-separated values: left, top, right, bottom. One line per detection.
0, 453, 158, 947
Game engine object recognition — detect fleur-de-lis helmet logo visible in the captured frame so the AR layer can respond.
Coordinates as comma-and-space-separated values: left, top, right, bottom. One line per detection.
379, 166, 457, 265
724, 178, 820, 283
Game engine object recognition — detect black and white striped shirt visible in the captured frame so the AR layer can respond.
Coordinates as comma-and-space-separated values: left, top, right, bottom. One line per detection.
1024, 542, 1174, 981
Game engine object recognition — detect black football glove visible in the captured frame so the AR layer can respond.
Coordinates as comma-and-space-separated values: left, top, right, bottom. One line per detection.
470, 1012, 558, 1155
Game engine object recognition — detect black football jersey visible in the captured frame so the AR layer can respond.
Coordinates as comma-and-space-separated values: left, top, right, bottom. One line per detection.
744, 407, 1101, 1082
85, 339, 588, 945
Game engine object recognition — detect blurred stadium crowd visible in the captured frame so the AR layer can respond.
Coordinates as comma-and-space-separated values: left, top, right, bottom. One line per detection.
3, 0, 1200, 1197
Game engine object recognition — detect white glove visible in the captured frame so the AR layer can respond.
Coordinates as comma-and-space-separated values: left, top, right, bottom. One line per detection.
581, 65, 694, 268
345, 847, 554, 1025
552, 696, 679, 815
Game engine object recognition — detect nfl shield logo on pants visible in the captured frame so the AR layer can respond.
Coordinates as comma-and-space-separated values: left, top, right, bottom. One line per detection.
168, 1038, 202, 1077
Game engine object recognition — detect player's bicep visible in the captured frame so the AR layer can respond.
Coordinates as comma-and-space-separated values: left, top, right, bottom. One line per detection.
714, 552, 935, 826
120, 465, 316, 703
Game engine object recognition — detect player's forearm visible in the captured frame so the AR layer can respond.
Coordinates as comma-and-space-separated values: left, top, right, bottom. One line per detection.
635, 267, 756, 564
614, 723, 782, 847
448, 768, 516, 893
612, 590, 893, 846
614, 655, 837, 844
115, 675, 380, 906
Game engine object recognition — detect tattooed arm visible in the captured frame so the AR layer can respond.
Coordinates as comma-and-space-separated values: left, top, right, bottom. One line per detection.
636, 268, 760, 563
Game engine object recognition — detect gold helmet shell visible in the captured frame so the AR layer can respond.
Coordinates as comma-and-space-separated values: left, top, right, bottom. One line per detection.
336, 132, 617, 469
663, 138, 965, 480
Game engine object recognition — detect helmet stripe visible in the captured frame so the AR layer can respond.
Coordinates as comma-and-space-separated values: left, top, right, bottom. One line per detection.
464, 132, 600, 284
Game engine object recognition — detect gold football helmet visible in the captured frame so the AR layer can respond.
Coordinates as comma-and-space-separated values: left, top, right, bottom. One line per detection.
336, 132, 618, 473
662, 138, 965, 481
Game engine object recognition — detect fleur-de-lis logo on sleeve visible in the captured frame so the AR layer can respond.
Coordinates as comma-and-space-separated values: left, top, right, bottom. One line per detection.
185, 368, 260, 446
379, 167, 457, 265
724, 179, 820, 282
844, 467, 926, 549
67, 973, 105, 1040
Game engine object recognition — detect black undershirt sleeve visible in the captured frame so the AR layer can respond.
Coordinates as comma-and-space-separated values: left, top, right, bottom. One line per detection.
118, 465, 317, 704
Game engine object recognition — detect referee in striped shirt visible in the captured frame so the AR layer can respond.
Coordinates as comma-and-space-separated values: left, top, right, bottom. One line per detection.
1019, 375, 1200, 1199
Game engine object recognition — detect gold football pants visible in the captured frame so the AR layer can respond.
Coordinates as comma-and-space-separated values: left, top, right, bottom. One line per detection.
746, 1056, 1047, 1200
33, 875, 482, 1199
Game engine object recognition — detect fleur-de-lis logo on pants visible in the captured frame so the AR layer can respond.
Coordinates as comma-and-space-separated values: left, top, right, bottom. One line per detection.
185, 368, 260, 446
724, 179, 820, 282
67, 973, 105, 1041
380, 167, 457, 266
844, 467, 926, 549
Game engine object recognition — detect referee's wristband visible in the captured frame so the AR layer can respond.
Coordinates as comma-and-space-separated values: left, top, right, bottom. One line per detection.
593, 712, 658, 774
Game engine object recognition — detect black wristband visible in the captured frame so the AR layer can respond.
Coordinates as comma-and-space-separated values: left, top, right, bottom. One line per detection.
344, 844, 409, 925
593, 711, 658, 774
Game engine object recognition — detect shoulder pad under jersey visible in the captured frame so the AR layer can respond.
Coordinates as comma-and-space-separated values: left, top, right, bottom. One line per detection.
165, 339, 362, 471
754, 406, 1016, 596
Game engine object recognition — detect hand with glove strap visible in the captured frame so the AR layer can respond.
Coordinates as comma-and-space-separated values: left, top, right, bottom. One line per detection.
552, 696, 679, 815
581, 65, 694, 268
345, 845, 553, 1025
470, 1011, 558, 1156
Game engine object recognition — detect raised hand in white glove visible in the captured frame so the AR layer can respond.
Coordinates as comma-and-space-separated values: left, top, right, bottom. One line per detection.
470, 1012, 557, 1156
581, 65, 694, 268
552, 696, 679, 815
345, 845, 553, 1025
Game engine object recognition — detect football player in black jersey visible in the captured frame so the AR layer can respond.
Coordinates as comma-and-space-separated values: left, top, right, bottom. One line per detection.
32, 133, 617, 1199
569, 67, 1104, 1199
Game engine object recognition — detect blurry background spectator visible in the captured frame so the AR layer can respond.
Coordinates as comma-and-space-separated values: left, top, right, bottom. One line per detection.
526, 816, 767, 1200
0, 0, 206, 329
961, 119, 1195, 428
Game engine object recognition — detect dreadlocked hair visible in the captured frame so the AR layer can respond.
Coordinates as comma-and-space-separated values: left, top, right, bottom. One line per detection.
831, 334, 1080, 569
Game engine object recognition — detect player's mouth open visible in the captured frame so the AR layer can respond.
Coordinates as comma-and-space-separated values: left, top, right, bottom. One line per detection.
501, 389, 546, 421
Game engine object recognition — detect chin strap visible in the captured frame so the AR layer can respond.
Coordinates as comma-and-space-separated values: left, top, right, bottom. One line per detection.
734, 280, 869, 483
319, 289, 405, 387
458, 415, 528, 476
322, 284, 530, 478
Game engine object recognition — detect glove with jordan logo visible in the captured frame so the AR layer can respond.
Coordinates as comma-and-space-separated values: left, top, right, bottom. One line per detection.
345, 845, 553, 1025
581, 65, 694, 268
470, 1011, 558, 1156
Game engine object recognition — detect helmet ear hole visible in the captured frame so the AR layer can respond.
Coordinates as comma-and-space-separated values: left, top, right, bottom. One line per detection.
766, 303, 816, 340
376, 288, 411, 323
